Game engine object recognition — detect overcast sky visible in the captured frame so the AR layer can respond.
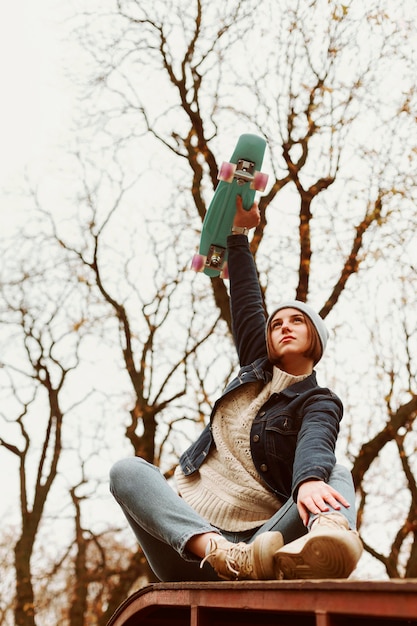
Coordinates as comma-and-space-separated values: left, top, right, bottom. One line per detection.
0, 1, 72, 194
0, 1, 74, 518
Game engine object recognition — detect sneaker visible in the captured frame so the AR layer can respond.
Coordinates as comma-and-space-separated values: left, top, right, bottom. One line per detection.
201, 532, 284, 580
275, 513, 363, 579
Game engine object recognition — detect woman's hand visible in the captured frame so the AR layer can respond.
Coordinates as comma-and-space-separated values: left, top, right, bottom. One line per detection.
296, 479, 350, 527
233, 195, 260, 230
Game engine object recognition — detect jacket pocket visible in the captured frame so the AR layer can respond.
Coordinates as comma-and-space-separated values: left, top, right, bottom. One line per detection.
263, 413, 300, 464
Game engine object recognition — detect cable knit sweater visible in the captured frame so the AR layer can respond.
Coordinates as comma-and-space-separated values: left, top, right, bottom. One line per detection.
175, 367, 308, 531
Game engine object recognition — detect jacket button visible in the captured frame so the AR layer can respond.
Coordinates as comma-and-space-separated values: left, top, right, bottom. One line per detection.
260, 463, 268, 472
253, 434, 260, 443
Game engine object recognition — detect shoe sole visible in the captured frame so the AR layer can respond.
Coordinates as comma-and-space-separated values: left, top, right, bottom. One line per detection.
275, 533, 357, 579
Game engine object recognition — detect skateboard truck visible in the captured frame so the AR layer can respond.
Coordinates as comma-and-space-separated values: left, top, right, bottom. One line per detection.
218, 159, 268, 192
191, 243, 228, 278
205, 244, 226, 270
235, 159, 255, 185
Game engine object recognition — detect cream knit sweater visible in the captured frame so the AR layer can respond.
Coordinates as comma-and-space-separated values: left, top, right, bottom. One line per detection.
175, 367, 308, 531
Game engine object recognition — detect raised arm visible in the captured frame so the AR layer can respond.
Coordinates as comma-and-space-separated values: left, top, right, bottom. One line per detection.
227, 197, 268, 366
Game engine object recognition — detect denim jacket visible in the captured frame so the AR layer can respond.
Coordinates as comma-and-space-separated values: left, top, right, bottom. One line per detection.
179, 235, 343, 503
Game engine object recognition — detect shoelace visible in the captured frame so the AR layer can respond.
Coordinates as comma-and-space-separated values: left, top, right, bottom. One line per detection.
199, 539, 219, 570
200, 540, 253, 578
313, 512, 348, 530
224, 543, 253, 578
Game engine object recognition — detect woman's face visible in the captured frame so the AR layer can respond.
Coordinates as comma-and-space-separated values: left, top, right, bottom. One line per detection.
268, 308, 313, 373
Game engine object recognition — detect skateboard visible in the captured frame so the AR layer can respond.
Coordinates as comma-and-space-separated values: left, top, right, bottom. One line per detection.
191, 134, 268, 278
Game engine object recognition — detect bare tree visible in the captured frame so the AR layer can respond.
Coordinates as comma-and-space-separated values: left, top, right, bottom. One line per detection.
1, 0, 417, 624
0, 186, 229, 624
0, 233, 91, 626
74, 0, 417, 584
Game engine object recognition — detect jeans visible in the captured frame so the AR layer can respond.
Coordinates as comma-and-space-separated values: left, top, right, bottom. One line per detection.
109, 457, 357, 582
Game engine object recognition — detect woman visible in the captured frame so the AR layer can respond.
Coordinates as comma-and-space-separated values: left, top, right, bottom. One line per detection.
110, 197, 363, 582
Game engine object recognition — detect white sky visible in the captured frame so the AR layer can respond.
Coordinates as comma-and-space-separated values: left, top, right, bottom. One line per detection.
0, 1, 74, 518
0, 1, 72, 193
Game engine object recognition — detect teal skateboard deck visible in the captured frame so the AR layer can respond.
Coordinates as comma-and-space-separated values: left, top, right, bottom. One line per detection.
192, 134, 268, 278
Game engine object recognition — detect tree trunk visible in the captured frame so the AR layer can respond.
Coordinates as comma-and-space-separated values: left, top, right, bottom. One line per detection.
15, 525, 36, 626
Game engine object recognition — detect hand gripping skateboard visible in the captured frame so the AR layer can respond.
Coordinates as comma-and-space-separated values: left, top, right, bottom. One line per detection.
191, 134, 268, 278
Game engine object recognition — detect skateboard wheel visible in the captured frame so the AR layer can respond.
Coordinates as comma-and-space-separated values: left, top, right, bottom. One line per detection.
217, 161, 236, 183
251, 171, 269, 192
191, 253, 206, 272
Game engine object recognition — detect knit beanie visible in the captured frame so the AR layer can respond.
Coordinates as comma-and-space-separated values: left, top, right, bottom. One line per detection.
266, 300, 329, 363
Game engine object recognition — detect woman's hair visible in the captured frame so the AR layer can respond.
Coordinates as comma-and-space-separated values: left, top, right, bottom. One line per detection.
302, 315, 323, 365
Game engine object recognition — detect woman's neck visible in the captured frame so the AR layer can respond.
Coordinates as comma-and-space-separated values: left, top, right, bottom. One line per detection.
277, 356, 314, 377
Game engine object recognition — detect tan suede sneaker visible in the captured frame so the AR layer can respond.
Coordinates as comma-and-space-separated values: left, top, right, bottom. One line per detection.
201, 532, 284, 580
275, 512, 363, 579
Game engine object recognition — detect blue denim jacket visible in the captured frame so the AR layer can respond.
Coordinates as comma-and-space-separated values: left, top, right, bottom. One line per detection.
179, 235, 343, 503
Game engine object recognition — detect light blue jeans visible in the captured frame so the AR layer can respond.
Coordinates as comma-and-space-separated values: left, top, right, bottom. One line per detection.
109, 457, 357, 582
